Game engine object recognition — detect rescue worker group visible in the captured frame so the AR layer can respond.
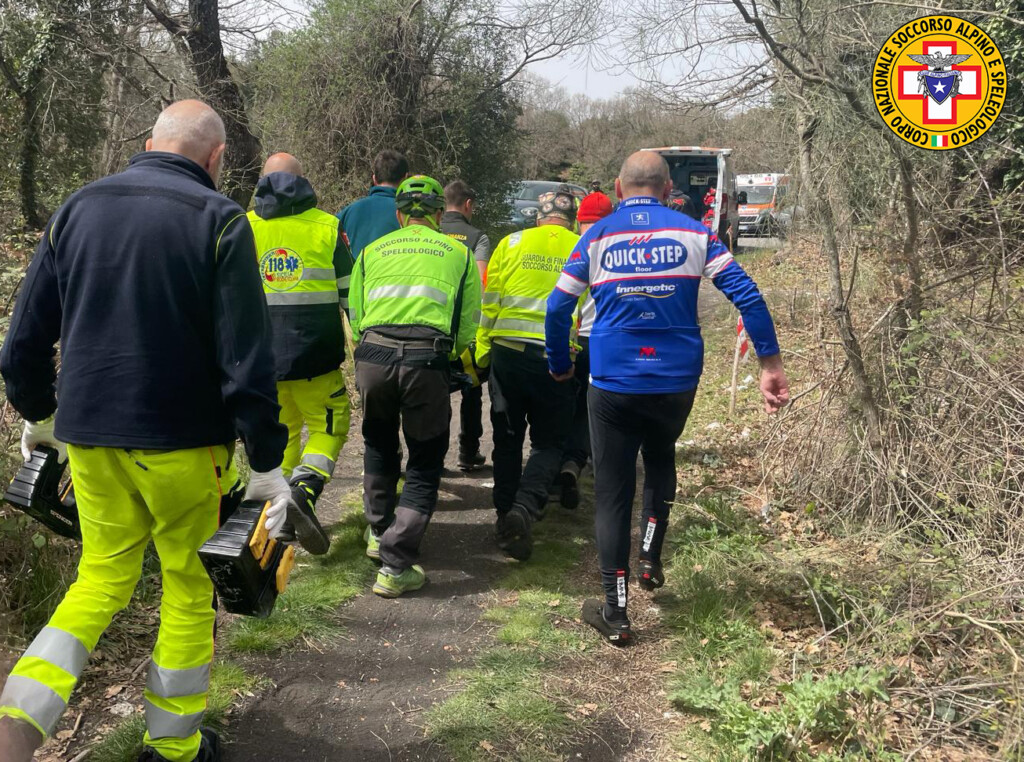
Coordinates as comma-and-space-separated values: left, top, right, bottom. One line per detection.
0, 100, 790, 762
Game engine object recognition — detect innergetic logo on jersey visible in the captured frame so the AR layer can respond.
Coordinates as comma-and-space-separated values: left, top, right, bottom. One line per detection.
630, 211, 650, 226
615, 283, 677, 299
873, 16, 1005, 150
639, 346, 657, 358
260, 247, 304, 291
601, 238, 688, 274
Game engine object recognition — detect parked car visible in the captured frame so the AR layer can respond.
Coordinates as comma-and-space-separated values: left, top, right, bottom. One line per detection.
510, 181, 587, 229
644, 146, 738, 250
736, 173, 795, 237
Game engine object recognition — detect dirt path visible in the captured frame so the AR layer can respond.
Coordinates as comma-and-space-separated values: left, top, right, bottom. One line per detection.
226, 392, 520, 761
225, 284, 742, 761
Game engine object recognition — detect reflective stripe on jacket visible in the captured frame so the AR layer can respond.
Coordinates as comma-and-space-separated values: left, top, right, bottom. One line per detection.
348, 224, 481, 357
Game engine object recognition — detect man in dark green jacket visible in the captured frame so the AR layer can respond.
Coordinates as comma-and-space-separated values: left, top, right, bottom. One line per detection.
336, 150, 409, 260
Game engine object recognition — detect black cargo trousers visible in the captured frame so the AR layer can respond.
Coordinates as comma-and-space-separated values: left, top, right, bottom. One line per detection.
355, 337, 452, 571
488, 342, 576, 519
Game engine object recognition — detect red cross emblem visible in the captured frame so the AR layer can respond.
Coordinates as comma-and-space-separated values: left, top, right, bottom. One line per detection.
898, 41, 981, 125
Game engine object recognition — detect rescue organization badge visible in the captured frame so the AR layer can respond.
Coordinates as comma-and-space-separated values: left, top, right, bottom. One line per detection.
260, 247, 304, 291
873, 15, 1006, 150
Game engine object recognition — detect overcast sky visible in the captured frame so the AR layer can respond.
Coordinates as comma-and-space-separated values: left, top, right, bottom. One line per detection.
529, 51, 640, 97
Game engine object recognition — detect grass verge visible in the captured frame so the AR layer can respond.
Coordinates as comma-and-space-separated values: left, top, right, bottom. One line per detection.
425, 496, 596, 761
224, 500, 375, 654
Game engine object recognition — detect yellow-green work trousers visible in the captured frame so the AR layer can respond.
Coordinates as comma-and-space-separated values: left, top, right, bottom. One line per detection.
0, 444, 231, 761
278, 369, 351, 481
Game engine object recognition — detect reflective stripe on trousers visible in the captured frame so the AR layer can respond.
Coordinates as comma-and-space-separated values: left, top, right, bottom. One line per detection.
279, 369, 351, 481
144, 661, 210, 740
0, 445, 222, 762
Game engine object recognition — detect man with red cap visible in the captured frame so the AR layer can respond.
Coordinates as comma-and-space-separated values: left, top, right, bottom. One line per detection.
554, 192, 613, 509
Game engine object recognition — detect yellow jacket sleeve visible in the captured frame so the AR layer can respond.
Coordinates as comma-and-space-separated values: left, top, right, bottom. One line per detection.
475, 234, 506, 367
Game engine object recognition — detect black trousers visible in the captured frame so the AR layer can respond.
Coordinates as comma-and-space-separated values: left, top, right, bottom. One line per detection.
356, 355, 450, 570
489, 343, 575, 519
458, 384, 484, 454
562, 336, 591, 469
589, 386, 697, 615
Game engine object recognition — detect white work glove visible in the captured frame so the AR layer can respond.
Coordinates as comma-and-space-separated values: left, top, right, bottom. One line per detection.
21, 417, 67, 464
243, 467, 293, 539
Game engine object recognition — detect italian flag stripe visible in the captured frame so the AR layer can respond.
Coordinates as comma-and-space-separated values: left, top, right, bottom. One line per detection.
931, 134, 949, 148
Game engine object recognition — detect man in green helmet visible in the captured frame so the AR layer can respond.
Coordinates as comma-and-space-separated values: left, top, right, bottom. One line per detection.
349, 174, 481, 598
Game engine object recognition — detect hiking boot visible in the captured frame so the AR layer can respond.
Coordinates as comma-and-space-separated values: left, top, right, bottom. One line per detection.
582, 599, 633, 646
496, 504, 533, 561
457, 449, 486, 471
282, 473, 330, 555
372, 565, 427, 598
364, 525, 381, 562
637, 560, 665, 591
0, 715, 43, 762
138, 727, 220, 762
558, 462, 581, 510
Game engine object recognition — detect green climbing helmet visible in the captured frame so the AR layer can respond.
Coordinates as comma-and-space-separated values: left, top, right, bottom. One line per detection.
396, 174, 445, 218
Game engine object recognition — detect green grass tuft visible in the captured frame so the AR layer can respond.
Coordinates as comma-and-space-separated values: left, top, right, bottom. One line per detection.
224, 506, 375, 654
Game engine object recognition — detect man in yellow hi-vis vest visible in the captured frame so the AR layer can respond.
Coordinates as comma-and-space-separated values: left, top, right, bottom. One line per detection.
476, 185, 581, 562
247, 153, 353, 555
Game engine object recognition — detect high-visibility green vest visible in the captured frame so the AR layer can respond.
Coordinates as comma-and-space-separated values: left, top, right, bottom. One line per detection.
476, 224, 579, 363
247, 207, 350, 381
349, 224, 480, 357
247, 207, 345, 306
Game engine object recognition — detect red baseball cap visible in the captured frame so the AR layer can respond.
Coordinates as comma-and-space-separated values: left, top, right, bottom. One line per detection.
578, 192, 613, 223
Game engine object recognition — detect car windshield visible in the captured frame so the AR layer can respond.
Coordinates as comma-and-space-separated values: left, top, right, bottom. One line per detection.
741, 186, 776, 204
517, 182, 585, 202
517, 182, 555, 201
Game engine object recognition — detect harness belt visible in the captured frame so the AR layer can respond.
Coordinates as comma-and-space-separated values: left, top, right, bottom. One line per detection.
363, 331, 453, 359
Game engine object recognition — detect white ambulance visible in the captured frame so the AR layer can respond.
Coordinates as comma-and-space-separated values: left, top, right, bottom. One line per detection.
644, 146, 739, 250
735, 173, 793, 237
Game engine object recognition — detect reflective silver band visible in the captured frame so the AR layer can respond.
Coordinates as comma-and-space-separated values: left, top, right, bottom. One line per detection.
302, 268, 336, 281
493, 317, 545, 335
367, 284, 448, 305
0, 675, 67, 735
479, 314, 496, 329
146, 662, 210, 699
144, 700, 204, 739
339, 298, 349, 309
481, 292, 500, 304
337, 275, 351, 288
500, 295, 548, 312
265, 291, 339, 306
23, 627, 89, 679
299, 453, 336, 476
472, 310, 481, 323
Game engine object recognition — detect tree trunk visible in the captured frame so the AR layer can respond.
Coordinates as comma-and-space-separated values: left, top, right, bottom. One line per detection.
146, 0, 262, 206
184, 0, 261, 206
798, 102, 883, 450
18, 80, 45, 230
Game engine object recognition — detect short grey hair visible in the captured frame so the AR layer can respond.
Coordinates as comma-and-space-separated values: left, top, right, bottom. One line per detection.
151, 100, 226, 158
619, 151, 670, 194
